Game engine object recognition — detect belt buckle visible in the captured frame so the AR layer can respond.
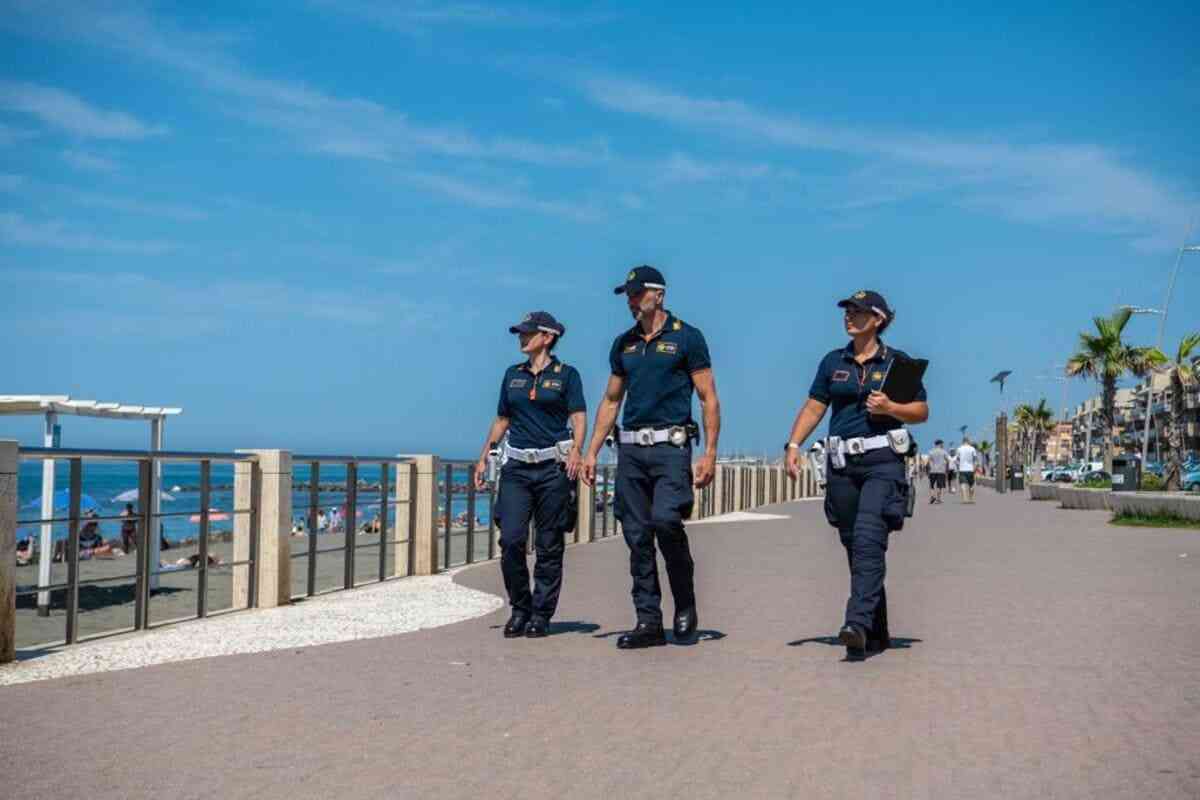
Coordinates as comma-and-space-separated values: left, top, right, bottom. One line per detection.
636, 427, 655, 446
667, 426, 688, 447
846, 438, 865, 456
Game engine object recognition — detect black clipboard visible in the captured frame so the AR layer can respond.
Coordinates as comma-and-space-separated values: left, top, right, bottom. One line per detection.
870, 354, 928, 420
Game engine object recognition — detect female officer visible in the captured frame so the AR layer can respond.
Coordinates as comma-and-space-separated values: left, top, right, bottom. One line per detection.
784, 290, 928, 659
475, 311, 586, 639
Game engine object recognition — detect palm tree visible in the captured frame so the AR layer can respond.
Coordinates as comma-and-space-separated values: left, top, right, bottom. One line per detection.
978, 440, 993, 473
1148, 333, 1199, 490
1013, 403, 1035, 466
1028, 399, 1055, 468
1065, 308, 1160, 472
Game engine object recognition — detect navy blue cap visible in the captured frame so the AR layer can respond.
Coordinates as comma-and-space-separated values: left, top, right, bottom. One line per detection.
614, 265, 667, 295
509, 311, 565, 336
837, 289, 892, 320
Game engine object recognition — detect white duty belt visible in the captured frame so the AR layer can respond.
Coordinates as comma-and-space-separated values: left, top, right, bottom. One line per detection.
825, 434, 892, 456
503, 441, 572, 464
617, 425, 690, 447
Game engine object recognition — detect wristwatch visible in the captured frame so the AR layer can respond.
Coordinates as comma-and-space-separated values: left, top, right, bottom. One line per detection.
784, 442, 801, 452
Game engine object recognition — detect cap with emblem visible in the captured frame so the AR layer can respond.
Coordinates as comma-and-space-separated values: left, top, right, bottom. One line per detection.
837, 289, 892, 321
509, 311, 565, 336
614, 265, 667, 295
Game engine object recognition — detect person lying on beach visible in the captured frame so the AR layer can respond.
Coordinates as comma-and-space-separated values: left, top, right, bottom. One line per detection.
159, 553, 224, 571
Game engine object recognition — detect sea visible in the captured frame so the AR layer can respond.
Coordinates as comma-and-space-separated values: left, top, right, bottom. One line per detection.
14, 460, 493, 544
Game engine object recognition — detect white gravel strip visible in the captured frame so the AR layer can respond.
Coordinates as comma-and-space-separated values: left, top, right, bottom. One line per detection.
0, 569, 503, 686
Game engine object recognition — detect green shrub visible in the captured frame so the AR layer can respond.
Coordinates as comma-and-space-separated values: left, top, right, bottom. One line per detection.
1111, 510, 1200, 530
1139, 473, 1166, 491
1078, 477, 1112, 489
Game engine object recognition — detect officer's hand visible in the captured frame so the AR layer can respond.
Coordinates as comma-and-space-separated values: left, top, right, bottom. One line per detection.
693, 453, 716, 489
866, 391, 893, 415
581, 453, 597, 487
786, 448, 802, 480
565, 448, 583, 481
474, 459, 488, 491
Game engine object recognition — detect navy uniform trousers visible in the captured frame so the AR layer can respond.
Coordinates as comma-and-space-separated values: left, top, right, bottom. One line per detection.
614, 443, 696, 625
824, 448, 909, 643
496, 460, 572, 621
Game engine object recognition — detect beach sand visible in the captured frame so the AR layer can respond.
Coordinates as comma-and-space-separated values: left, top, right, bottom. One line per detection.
13, 525, 499, 650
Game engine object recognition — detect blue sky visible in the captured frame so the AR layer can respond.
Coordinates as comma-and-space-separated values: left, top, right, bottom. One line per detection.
2, 1, 1198, 457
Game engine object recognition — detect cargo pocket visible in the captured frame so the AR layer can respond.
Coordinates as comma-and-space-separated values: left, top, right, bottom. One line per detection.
882, 480, 909, 532
823, 491, 840, 528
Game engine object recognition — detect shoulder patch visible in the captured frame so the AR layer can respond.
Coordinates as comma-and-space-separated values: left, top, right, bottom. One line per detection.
554, 362, 563, 373
672, 319, 682, 331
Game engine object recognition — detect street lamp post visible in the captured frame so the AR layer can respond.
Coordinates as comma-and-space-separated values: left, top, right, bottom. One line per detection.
1132, 232, 1200, 474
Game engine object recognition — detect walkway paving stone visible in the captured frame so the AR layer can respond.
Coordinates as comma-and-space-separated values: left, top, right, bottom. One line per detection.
3, 489, 1198, 799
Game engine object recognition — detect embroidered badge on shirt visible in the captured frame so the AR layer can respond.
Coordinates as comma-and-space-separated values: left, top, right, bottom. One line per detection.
509, 378, 528, 388
656, 341, 678, 355
542, 379, 563, 391
871, 371, 884, 381
623, 343, 639, 353
832, 370, 851, 382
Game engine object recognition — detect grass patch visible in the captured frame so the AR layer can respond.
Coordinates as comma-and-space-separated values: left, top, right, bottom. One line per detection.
1077, 478, 1112, 489
1110, 511, 1200, 530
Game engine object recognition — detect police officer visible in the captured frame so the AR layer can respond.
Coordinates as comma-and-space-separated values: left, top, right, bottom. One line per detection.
784, 290, 929, 660
475, 311, 586, 639
582, 266, 722, 649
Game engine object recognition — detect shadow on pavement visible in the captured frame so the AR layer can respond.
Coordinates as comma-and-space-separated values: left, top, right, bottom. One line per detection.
787, 635, 923, 660
591, 628, 727, 645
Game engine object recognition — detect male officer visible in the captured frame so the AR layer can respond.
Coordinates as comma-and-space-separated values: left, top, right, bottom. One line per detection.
583, 266, 722, 649
475, 311, 586, 638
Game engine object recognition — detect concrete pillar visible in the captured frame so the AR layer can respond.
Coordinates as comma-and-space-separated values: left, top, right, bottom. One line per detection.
410, 455, 440, 575
576, 478, 595, 543
749, 467, 759, 509
1, 440, 17, 663
233, 450, 292, 609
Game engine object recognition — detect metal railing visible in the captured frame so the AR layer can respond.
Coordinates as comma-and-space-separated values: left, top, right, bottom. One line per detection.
289, 455, 417, 599
15, 447, 261, 648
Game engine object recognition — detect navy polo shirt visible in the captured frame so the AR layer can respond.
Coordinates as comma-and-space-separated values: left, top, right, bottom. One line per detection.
808, 341, 927, 439
609, 312, 712, 429
497, 357, 586, 449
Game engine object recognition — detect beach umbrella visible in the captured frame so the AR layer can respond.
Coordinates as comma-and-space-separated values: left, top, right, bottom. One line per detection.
23, 490, 99, 512
113, 488, 176, 503
189, 509, 231, 523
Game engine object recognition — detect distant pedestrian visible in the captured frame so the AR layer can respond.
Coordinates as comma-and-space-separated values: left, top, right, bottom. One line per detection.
955, 437, 979, 503
120, 503, 138, 552
947, 451, 959, 493
927, 440, 949, 504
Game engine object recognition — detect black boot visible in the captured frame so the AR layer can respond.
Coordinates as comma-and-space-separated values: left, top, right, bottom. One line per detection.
503, 611, 529, 638
617, 622, 667, 650
839, 624, 867, 659
525, 617, 549, 638
673, 606, 698, 640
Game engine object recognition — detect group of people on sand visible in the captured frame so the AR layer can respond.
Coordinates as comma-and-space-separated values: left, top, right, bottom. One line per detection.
15, 502, 174, 566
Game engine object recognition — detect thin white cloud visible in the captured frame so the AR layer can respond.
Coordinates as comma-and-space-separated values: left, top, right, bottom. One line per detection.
309, 0, 613, 32
0, 174, 208, 221
2, 3, 605, 170
0, 80, 166, 139
61, 148, 120, 172
3, 269, 446, 331
402, 171, 601, 221
655, 152, 772, 184
582, 75, 1199, 248
0, 213, 175, 255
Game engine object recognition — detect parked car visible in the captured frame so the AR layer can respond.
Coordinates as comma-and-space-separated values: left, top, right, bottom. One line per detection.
1080, 470, 1111, 483
1183, 468, 1200, 493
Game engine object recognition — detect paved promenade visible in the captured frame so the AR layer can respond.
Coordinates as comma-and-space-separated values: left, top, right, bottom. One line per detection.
3, 488, 1199, 799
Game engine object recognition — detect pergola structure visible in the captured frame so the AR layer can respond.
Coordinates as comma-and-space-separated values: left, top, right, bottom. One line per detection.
0, 395, 183, 613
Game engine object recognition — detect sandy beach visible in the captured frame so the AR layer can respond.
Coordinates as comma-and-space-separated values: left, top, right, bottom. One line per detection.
13, 525, 500, 650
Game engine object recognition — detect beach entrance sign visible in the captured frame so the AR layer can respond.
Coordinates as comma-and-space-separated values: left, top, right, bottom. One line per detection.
0, 396, 183, 613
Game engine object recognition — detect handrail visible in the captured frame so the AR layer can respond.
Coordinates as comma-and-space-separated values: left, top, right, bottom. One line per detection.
19, 446, 259, 462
